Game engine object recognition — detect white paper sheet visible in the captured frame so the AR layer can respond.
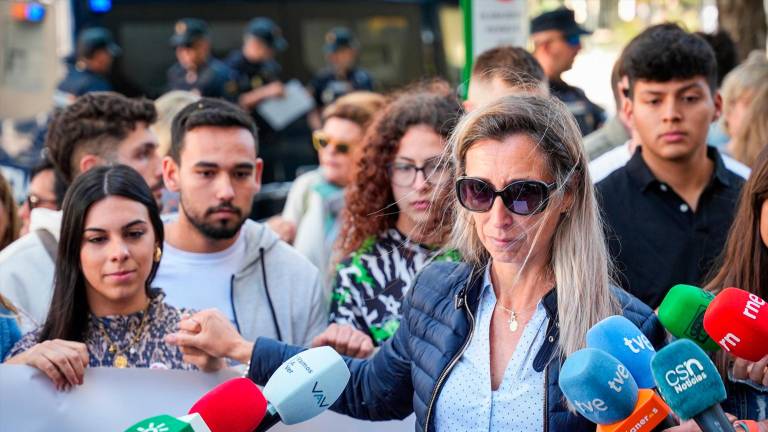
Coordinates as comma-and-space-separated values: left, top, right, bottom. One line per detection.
0, 365, 415, 431
255, 79, 315, 131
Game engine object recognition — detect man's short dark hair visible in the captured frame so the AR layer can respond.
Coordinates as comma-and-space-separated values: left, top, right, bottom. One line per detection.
46, 92, 156, 185
170, 98, 258, 163
695, 30, 738, 88
622, 23, 718, 98
472, 46, 546, 89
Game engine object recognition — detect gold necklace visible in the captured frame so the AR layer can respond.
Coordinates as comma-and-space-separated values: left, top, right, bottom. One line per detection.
496, 304, 537, 332
96, 301, 151, 368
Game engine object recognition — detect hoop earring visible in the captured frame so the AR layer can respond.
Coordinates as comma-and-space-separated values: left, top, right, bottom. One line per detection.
154, 246, 162, 263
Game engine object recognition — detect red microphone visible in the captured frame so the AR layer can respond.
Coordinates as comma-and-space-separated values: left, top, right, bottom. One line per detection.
703, 287, 768, 362
188, 378, 268, 432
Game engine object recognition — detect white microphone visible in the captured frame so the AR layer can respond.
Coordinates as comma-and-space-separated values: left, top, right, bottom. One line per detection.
255, 346, 351, 431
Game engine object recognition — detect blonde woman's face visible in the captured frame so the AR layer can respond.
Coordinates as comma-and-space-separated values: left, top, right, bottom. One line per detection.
464, 134, 566, 265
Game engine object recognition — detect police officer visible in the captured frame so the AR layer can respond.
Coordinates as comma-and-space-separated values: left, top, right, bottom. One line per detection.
166, 18, 237, 100
226, 17, 287, 113
309, 27, 373, 109
55, 27, 120, 106
531, 8, 605, 135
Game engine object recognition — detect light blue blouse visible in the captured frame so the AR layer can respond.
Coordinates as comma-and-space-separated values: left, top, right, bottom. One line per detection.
434, 265, 548, 431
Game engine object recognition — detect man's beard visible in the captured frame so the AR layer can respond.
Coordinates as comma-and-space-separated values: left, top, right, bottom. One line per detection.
181, 199, 247, 240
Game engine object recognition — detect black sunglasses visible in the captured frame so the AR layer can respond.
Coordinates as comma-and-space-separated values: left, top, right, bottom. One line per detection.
455, 176, 557, 215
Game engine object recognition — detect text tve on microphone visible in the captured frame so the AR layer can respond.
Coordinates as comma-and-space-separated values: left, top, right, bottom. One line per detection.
586, 315, 657, 389
657, 284, 720, 352
559, 348, 638, 424
703, 287, 768, 362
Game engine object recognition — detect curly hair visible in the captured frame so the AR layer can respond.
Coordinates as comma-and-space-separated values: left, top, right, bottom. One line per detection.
46, 92, 157, 184
336, 90, 463, 258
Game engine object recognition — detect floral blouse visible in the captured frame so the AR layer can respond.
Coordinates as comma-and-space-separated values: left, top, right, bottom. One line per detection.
6, 289, 195, 371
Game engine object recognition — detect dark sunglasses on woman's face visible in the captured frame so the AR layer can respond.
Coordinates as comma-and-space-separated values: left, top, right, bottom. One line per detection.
312, 130, 352, 155
455, 176, 557, 215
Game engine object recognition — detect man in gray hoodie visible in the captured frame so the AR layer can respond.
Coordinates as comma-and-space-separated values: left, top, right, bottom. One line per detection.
155, 98, 326, 346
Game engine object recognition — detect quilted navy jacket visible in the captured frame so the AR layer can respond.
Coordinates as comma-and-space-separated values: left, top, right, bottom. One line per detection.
248, 261, 666, 432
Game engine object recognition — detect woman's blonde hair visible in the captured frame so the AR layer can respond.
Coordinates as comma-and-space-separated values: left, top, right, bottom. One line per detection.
0, 172, 20, 251
720, 51, 768, 137
446, 94, 619, 356
730, 78, 768, 167
154, 90, 201, 157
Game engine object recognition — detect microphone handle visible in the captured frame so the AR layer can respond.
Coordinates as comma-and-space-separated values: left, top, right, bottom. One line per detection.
651, 414, 679, 431
253, 412, 281, 432
692, 404, 736, 432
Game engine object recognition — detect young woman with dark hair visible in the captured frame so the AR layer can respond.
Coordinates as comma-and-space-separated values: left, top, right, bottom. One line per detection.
310, 89, 463, 357
4, 165, 196, 390
702, 145, 768, 429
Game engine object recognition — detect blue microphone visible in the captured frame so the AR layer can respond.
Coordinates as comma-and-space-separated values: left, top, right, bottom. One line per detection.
587, 315, 657, 389
651, 339, 734, 432
559, 348, 638, 424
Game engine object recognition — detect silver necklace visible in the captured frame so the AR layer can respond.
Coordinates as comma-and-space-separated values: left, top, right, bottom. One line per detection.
496, 304, 537, 332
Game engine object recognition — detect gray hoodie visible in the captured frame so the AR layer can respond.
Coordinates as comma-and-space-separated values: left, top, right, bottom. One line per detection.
231, 220, 327, 346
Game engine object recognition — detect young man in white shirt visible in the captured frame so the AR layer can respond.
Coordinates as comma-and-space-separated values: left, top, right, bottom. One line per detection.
156, 98, 325, 346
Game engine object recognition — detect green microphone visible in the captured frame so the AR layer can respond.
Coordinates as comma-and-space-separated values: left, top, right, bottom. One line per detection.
124, 413, 210, 432
657, 284, 720, 352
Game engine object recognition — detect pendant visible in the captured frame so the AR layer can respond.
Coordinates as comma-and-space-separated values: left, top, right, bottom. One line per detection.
113, 354, 129, 368
108, 344, 117, 354
508, 312, 519, 332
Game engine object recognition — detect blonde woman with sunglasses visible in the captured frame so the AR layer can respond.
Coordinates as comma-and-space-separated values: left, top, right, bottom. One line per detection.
267, 91, 385, 276
166, 94, 665, 431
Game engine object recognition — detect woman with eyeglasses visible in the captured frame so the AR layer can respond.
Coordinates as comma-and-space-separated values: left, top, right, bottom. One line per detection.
4, 165, 198, 391
267, 91, 385, 276
165, 95, 664, 431
307, 90, 463, 358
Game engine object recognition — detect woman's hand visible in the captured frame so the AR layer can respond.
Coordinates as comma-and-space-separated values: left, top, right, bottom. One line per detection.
5, 339, 88, 391
310, 324, 375, 359
266, 216, 296, 244
732, 355, 768, 388
165, 309, 254, 368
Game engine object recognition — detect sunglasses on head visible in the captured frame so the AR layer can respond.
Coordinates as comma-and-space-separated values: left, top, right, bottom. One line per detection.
312, 130, 352, 155
455, 176, 557, 215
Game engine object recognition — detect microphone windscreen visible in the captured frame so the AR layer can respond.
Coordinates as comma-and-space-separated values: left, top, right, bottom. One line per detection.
586, 315, 657, 388
559, 348, 638, 424
657, 284, 720, 352
650, 339, 726, 420
703, 287, 768, 362
189, 378, 268, 432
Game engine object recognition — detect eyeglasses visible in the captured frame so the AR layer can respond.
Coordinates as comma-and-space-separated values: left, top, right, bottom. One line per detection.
455, 176, 557, 215
26, 194, 57, 210
312, 130, 352, 155
388, 159, 451, 187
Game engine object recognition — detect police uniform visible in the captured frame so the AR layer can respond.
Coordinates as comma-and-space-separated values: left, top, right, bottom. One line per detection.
166, 18, 238, 100
310, 67, 373, 108
55, 27, 120, 106
550, 79, 605, 136
226, 50, 282, 94
166, 58, 238, 100
309, 27, 374, 108
531, 8, 605, 136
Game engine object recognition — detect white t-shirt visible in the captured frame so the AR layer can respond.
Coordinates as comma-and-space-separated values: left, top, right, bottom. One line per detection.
153, 233, 247, 322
